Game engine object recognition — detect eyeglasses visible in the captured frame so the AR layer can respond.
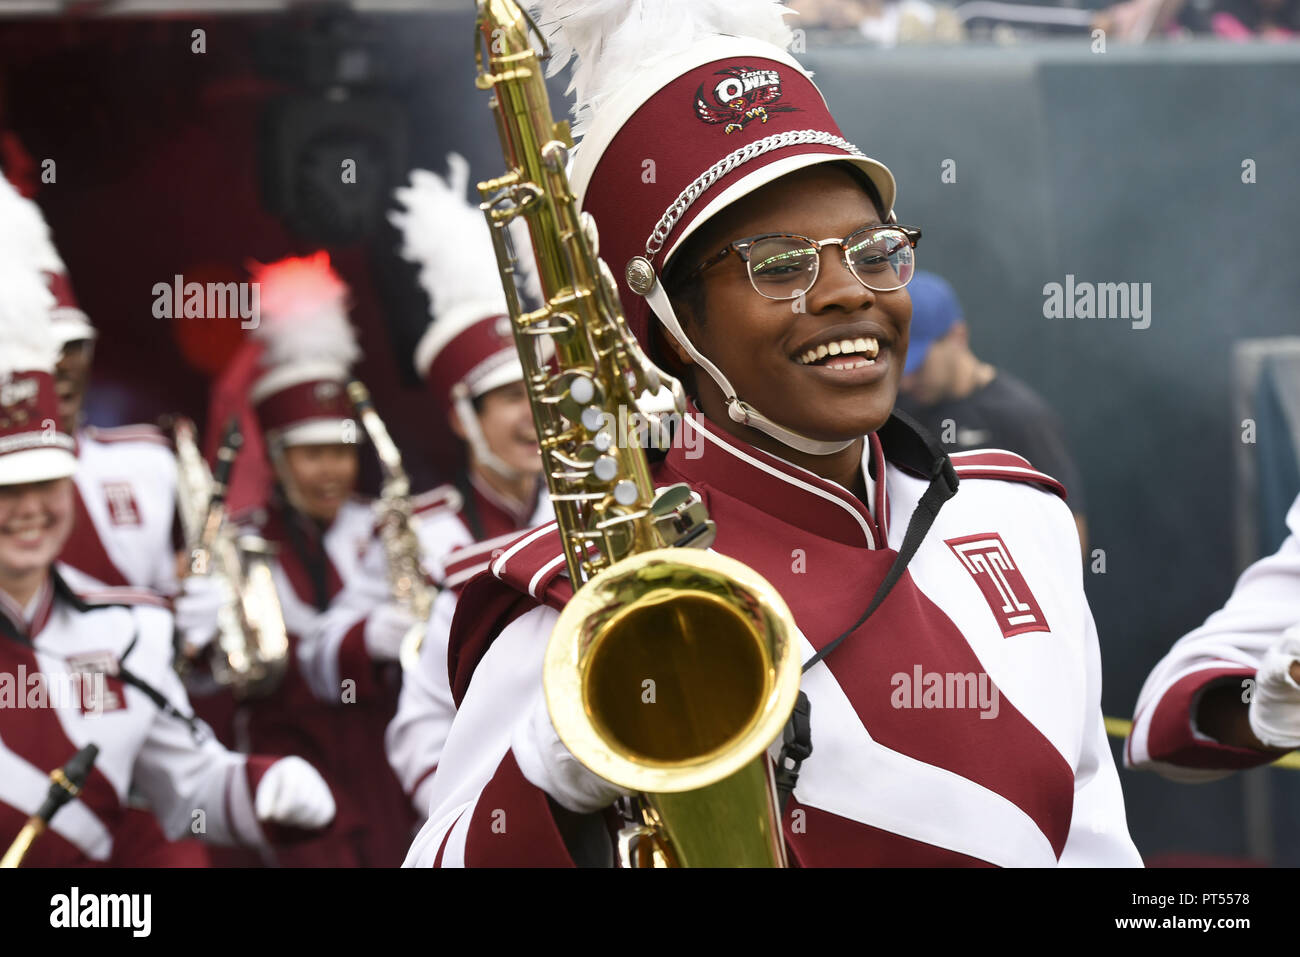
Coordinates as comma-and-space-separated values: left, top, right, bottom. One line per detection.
681, 223, 922, 301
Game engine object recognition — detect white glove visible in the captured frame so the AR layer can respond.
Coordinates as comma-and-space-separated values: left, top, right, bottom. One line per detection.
254, 756, 336, 829
174, 574, 227, 654
1248, 624, 1300, 749
364, 602, 419, 662
511, 690, 630, 814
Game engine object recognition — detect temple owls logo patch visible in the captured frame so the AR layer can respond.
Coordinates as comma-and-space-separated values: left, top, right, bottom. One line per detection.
102, 482, 142, 527
946, 533, 1050, 639
694, 66, 799, 134
64, 651, 128, 715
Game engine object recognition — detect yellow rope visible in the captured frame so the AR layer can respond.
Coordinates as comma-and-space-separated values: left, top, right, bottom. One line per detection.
1103, 716, 1300, 770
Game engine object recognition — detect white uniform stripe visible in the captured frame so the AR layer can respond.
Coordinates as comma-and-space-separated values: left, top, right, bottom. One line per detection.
491, 522, 559, 578
0, 733, 113, 861
950, 448, 1033, 466
528, 555, 568, 599
443, 562, 492, 590
952, 464, 1054, 482
448, 532, 521, 562
794, 630, 1058, 867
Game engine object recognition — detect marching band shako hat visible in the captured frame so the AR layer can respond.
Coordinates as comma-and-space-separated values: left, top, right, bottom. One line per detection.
0, 172, 96, 347
247, 252, 362, 449
540, 0, 899, 456
46, 270, 95, 346
0, 264, 77, 486
390, 153, 541, 479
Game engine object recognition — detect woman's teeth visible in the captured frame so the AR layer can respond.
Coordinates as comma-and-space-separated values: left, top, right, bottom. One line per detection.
3, 522, 48, 544
795, 336, 880, 366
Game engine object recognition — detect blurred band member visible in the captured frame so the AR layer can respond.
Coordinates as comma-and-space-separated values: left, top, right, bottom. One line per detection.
382, 155, 549, 819
0, 171, 210, 865
184, 253, 415, 866
0, 173, 180, 598
1126, 491, 1300, 778
0, 251, 334, 866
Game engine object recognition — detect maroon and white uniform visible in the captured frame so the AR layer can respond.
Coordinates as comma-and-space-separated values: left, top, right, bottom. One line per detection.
0, 568, 307, 866
55, 415, 206, 866
1125, 493, 1300, 780
190, 496, 415, 867
385, 484, 551, 818
60, 424, 180, 594
404, 412, 1141, 867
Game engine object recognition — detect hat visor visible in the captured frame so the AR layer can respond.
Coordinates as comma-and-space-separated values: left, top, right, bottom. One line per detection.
274, 418, 362, 448
661, 151, 897, 273
51, 309, 97, 345
0, 448, 78, 486
468, 357, 526, 399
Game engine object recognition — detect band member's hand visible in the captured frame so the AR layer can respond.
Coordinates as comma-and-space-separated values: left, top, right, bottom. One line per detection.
174, 574, 226, 653
254, 756, 336, 829
1248, 624, 1300, 750
363, 602, 419, 662
512, 690, 631, 814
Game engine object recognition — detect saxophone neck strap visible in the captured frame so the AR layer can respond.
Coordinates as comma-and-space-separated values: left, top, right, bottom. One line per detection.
776, 416, 958, 815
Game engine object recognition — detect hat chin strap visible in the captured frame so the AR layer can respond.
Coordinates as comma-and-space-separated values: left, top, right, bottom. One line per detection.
452, 385, 527, 482
268, 442, 310, 516
643, 278, 855, 457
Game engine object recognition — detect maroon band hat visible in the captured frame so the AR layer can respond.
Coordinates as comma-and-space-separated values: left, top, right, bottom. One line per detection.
248, 252, 362, 448
0, 265, 76, 486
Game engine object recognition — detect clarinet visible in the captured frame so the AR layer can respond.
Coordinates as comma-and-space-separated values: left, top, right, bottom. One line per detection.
1, 744, 99, 868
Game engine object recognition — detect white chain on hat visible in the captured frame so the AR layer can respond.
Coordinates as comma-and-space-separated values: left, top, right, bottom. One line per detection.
644, 129, 865, 259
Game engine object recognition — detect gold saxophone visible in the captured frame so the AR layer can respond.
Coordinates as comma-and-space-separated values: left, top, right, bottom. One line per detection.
346, 379, 435, 672
474, 0, 801, 867
173, 417, 288, 698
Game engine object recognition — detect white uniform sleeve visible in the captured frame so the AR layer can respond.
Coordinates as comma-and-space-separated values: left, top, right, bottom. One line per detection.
294, 541, 390, 703
404, 604, 561, 868
1126, 494, 1300, 781
386, 588, 459, 818
413, 510, 474, 585
127, 609, 266, 847
1058, 600, 1143, 866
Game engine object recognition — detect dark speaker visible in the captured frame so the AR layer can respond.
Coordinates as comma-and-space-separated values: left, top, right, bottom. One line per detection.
259, 93, 408, 246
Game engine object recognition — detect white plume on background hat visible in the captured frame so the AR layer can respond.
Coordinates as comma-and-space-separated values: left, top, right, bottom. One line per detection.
249, 252, 359, 374
0, 267, 59, 371
390, 152, 542, 480
0, 173, 96, 346
390, 152, 540, 384
0, 174, 64, 275
246, 252, 361, 397
0, 259, 78, 485
247, 252, 362, 448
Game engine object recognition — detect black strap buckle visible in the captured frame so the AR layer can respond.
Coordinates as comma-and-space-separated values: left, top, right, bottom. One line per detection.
775, 691, 812, 814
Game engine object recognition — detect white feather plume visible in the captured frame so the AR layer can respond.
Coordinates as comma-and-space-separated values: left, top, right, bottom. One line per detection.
0, 265, 59, 375
0, 174, 66, 275
531, 0, 796, 137
247, 253, 360, 370
390, 153, 542, 322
